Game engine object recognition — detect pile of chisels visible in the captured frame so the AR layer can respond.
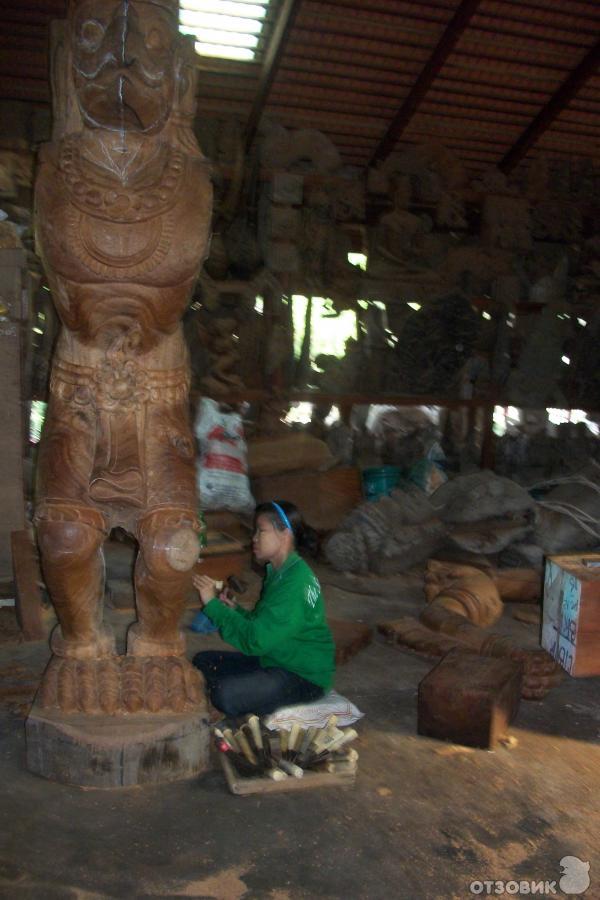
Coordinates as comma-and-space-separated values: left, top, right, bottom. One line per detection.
214, 715, 358, 781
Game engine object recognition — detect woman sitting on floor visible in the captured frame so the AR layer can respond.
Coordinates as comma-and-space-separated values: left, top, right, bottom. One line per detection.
192, 500, 335, 718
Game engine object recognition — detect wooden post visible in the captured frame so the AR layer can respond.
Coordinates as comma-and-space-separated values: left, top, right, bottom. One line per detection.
0, 248, 27, 579
11, 529, 47, 641
480, 402, 496, 470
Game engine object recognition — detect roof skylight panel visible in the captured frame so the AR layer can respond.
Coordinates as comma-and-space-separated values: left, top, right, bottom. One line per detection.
179, 0, 270, 61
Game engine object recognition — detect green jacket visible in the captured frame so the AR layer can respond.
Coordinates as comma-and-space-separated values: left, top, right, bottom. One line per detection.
203, 552, 335, 689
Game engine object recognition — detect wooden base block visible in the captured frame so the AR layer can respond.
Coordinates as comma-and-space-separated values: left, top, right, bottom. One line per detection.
26, 700, 210, 788
418, 649, 522, 749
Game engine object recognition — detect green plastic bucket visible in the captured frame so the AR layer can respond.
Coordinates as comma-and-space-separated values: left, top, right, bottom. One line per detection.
362, 465, 402, 501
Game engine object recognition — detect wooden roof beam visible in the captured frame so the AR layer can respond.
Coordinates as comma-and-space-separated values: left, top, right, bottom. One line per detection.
369, 0, 482, 167
244, 0, 302, 152
498, 37, 600, 173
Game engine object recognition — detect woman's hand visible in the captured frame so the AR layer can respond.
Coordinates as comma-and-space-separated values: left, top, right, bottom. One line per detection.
218, 589, 237, 608
192, 574, 218, 606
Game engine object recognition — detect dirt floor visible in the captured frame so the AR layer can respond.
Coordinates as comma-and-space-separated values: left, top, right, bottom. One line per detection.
0, 561, 599, 900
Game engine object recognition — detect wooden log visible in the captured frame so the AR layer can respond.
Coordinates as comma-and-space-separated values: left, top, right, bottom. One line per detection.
418, 649, 522, 749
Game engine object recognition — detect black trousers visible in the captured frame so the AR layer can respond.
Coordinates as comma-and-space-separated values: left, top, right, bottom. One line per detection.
193, 650, 324, 717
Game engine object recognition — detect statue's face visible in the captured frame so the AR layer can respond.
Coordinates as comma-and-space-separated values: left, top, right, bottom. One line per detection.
71, 0, 176, 133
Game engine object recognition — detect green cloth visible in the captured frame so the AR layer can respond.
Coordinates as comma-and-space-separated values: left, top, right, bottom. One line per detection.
203, 552, 335, 689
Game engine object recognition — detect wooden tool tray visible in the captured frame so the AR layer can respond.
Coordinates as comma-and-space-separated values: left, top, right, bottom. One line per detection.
219, 753, 355, 795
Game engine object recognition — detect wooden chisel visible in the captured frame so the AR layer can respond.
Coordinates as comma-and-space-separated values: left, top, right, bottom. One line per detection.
278, 759, 304, 778
235, 728, 258, 766
287, 723, 302, 761
222, 728, 240, 753
247, 715, 263, 747
297, 726, 318, 762
279, 728, 289, 758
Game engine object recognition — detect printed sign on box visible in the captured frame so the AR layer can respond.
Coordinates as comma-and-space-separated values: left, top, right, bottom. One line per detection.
541, 554, 600, 677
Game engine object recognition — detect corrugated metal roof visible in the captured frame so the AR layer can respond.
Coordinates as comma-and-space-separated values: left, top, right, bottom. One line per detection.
0, 0, 598, 174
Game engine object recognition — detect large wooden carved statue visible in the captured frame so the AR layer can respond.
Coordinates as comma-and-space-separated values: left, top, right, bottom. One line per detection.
34, 0, 212, 714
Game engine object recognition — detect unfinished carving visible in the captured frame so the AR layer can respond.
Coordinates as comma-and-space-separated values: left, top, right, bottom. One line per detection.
378, 614, 561, 701
424, 560, 503, 628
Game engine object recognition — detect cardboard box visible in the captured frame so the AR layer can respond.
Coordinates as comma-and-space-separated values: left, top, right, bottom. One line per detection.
541, 553, 600, 677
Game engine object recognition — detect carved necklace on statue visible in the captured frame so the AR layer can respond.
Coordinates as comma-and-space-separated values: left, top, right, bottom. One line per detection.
60, 136, 185, 277
59, 136, 185, 224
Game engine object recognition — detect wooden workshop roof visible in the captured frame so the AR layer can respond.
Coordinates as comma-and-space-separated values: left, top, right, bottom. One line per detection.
1, 0, 599, 174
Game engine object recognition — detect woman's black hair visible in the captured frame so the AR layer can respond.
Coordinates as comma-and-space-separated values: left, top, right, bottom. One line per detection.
254, 500, 319, 557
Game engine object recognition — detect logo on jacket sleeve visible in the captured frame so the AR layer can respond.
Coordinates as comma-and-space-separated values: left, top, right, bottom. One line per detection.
305, 576, 320, 608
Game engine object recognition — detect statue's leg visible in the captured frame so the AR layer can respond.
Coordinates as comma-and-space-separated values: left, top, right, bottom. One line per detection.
128, 507, 199, 658
36, 503, 114, 659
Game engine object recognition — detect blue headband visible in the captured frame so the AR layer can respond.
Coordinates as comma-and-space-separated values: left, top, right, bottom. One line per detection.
271, 501, 292, 531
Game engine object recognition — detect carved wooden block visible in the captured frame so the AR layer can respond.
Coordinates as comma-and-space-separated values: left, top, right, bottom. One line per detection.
417, 649, 522, 749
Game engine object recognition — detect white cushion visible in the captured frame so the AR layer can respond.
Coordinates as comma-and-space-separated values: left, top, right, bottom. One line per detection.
263, 690, 364, 731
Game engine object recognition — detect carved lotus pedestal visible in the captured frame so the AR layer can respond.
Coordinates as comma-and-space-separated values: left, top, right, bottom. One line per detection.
26, 648, 211, 788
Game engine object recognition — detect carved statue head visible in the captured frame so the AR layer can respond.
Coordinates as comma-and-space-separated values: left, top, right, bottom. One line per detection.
68, 0, 179, 134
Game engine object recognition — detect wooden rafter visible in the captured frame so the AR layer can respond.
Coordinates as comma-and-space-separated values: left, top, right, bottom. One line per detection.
498, 37, 600, 174
369, 0, 482, 167
244, 0, 302, 152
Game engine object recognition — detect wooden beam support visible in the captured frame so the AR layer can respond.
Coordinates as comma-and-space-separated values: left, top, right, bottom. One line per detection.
498, 38, 600, 173
11, 529, 48, 642
369, 0, 482, 167
244, 0, 302, 153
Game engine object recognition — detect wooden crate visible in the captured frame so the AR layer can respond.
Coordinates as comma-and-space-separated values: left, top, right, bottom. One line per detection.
219, 753, 355, 796
541, 553, 600, 677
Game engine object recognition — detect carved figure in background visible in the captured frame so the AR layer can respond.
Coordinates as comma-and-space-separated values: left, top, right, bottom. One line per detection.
506, 257, 570, 407
34, 0, 212, 711
375, 175, 434, 272
394, 292, 479, 394
423, 560, 503, 629
198, 316, 245, 397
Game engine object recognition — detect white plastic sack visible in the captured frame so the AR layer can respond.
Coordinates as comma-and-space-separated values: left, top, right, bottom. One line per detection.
195, 398, 255, 514
263, 690, 364, 731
